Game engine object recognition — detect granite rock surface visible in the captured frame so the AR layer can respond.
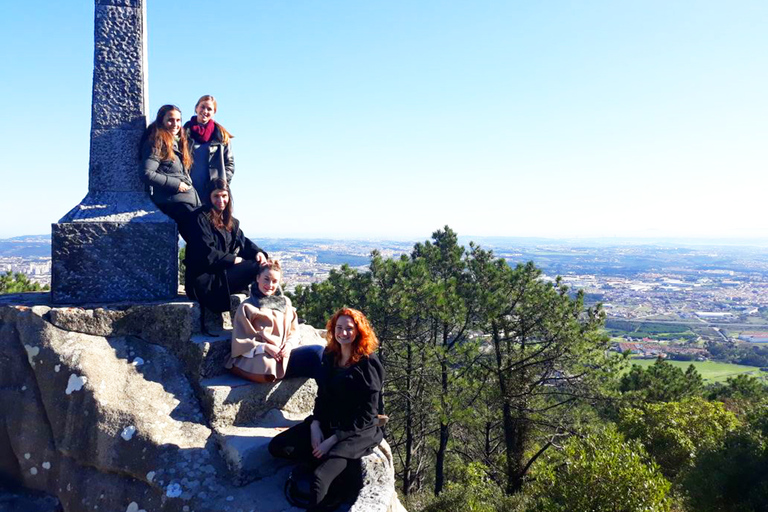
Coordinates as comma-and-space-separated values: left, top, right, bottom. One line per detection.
0, 299, 405, 512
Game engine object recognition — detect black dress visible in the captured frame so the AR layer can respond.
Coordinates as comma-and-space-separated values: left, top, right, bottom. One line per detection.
183, 205, 266, 313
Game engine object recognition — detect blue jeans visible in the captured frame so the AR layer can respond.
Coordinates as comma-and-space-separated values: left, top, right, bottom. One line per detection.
285, 344, 324, 379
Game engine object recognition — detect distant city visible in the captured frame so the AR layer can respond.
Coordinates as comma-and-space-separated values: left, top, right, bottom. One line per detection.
3, 234, 768, 349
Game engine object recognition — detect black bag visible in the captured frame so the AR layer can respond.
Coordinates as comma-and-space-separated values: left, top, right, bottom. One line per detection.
284, 461, 362, 511
284, 463, 314, 509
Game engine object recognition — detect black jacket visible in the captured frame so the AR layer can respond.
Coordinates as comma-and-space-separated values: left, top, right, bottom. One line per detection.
183, 206, 265, 312
311, 352, 385, 459
140, 141, 201, 207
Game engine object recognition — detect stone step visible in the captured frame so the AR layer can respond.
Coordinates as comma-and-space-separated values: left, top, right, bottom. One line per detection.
214, 414, 301, 486
182, 331, 232, 380
200, 374, 318, 429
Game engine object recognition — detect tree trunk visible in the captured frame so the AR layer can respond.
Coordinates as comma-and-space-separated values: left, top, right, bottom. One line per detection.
434, 358, 449, 495
403, 342, 414, 495
502, 402, 527, 494
435, 421, 449, 495
492, 322, 528, 494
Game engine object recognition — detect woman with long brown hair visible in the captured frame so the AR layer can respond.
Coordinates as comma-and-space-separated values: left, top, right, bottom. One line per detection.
184, 178, 267, 313
269, 308, 385, 511
139, 105, 201, 232
184, 95, 235, 202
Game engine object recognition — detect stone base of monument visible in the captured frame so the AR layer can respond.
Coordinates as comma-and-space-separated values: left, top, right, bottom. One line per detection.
52, 192, 178, 305
0, 294, 406, 512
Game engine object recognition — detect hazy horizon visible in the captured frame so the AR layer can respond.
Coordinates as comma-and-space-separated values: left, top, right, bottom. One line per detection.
6, 231, 768, 249
3, 1, 767, 239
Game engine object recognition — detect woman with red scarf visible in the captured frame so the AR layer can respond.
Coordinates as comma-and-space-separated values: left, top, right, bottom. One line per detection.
184, 95, 235, 203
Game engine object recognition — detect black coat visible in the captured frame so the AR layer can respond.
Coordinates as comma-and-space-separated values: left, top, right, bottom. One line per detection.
183, 206, 265, 312
310, 352, 384, 460
140, 141, 201, 207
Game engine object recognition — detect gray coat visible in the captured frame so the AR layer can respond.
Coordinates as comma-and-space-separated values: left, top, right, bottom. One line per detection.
187, 124, 235, 201
140, 141, 201, 207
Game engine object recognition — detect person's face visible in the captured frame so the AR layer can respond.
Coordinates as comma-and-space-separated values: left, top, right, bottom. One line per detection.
210, 189, 229, 212
257, 269, 280, 296
163, 110, 182, 136
195, 100, 216, 124
334, 315, 358, 346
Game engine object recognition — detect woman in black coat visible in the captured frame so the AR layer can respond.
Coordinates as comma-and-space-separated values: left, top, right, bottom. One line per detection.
139, 105, 201, 236
269, 307, 385, 511
184, 178, 267, 313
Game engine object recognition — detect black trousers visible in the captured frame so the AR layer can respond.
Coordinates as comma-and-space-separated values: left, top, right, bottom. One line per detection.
269, 420, 353, 507
226, 259, 261, 295
158, 202, 196, 242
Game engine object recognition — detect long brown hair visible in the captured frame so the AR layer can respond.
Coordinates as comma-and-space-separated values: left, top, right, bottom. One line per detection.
143, 105, 194, 170
195, 95, 233, 144
325, 308, 379, 366
207, 178, 234, 232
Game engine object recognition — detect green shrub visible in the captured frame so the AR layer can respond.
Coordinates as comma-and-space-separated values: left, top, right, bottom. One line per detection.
531, 427, 672, 512
619, 398, 739, 479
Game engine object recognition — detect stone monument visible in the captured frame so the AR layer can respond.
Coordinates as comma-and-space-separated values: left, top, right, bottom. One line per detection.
51, 0, 177, 304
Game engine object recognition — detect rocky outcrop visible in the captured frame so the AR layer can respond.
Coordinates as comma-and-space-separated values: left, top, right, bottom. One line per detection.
0, 294, 406, 512
0, 485, 62, 512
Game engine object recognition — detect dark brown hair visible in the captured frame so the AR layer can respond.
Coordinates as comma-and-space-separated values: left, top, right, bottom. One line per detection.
143, 105, 194, 170
207, 178, 234, 232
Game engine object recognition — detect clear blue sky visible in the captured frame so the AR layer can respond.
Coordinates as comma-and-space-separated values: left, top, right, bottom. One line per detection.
2, 1, 767, 240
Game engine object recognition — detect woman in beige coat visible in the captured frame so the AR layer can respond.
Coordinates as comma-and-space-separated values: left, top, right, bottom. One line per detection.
226, 260, 300, 383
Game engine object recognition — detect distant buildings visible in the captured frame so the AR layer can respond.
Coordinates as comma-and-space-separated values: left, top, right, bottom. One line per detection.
613, 341, 709, 360
739, 332, 768, 343
0, 257, 51, 286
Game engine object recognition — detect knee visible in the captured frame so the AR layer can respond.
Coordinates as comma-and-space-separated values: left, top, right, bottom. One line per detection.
268, 436, 284, 458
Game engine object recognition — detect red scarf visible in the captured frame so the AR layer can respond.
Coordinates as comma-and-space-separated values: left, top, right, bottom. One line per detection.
185, 116, 215, 143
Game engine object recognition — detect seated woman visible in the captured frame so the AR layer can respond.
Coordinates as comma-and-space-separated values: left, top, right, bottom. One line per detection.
184, 95, 235, 201
139, 104, 201, 236
227, 260, 301, 383
269, 308, 385, 511
184, 178, 267, 314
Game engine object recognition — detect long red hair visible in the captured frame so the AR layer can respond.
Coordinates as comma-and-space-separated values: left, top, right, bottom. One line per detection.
325, 308, 378, 366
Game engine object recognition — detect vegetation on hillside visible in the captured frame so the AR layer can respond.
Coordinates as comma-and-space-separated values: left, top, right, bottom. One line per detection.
0, 271, 49, 294
707, 340, 768, 367
290, 227, 768, 511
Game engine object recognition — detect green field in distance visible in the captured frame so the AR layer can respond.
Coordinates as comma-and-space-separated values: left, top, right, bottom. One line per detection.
625, 358, 768, 384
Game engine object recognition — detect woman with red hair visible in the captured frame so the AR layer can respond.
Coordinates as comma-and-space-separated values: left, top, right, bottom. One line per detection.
269, 308, 385, 511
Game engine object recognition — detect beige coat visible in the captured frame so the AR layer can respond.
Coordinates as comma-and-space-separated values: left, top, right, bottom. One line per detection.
226, 294, 300, 380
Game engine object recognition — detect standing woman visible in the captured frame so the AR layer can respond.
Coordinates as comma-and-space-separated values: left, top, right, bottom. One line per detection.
184, 95, 235, 202
269, 308, 385, 511
140, 104, 201, 233
184, 178, 267, 314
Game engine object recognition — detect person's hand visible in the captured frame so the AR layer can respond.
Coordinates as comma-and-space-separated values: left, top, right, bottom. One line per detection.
256, 252, 267, 265
278, 344, 290, 360
234, 256, 243, 264
313, 437, 336, 459
178, 182, 190, 192
264, 344, 281, 359
310, 421, 324, 450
